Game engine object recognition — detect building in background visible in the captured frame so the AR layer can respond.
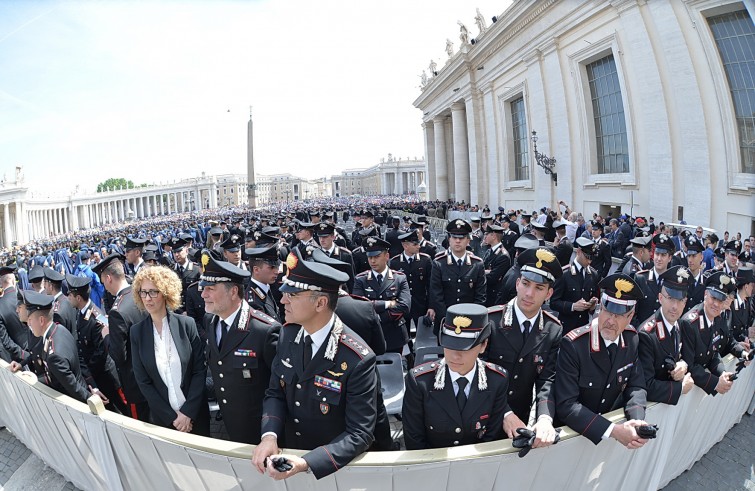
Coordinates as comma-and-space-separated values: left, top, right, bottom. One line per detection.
414, 0, 755, 235
331, 154, 426, 197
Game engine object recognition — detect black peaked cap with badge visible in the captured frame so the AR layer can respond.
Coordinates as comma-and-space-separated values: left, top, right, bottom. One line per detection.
398, 231, 420, 243
91, 253, 125, 276
630, 236, 653, 249
652, 233, 676, 254
307, 248, 351, 276
724, 240, 742, 255
199, 249, 250, 287
363, 237, 390, 257
125, 237, 147, 250
170, 237, 188, 251
598, 273, 644, 314
683, 234, 705, 254
65, 273, 91, 293
516, 247, 563, 283
280, 247, 348, 294
446, 219, 472, 237
0, 264, 17, 276
658, 265, 691, 299
439, 303, 492, 351
514, 233, 540, 252
20, 291, 54, 314
316, 222, 336, 237
485, 224, 504, 234
220, 234, 244, 252
574, 237, 597, 257
704, 271, 736, 300
43, 267, 65, 283
735, 267, 754, 285
244, 245, 280, 265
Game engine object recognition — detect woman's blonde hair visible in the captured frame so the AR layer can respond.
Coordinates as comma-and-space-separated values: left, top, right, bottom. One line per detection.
132, 265, 182, 312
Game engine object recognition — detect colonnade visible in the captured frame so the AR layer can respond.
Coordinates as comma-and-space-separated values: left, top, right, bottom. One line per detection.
381, 170, 425, 195
422, 101, 473, 203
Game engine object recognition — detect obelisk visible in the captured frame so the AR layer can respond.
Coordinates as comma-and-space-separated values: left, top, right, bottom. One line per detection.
247, 107, 257, 208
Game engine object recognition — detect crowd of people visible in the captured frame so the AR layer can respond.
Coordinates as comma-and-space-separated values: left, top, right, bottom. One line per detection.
0, 195, 752, 481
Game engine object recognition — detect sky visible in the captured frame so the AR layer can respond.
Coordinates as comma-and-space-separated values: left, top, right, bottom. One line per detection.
0, 0, 511, 194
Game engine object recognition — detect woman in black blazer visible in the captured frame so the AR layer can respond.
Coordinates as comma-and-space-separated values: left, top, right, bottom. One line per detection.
130, 265, 210, 436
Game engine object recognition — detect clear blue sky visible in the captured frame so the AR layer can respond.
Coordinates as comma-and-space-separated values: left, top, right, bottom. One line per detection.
0, 0, 510, 193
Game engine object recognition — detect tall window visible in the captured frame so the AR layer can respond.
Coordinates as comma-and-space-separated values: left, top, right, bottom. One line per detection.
510, 97, 529, 180
586, 54, 629, 174
709, 10, 755, 174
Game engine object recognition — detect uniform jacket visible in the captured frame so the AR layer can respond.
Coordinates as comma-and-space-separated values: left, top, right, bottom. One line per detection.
554, 319, 647, 444
0, 286, 29, 362
680, 304, 726, 395
483, 244, 512, 307
486, 300, 562, 421
632, 269, 664, 327
550, 261, 600, 333
494, 264, 521, 306
107, 286, 149, 404
261, 318, 377, 479
247, 281, 281, 323
41, 323, 91, 403
390, 252, 432, 320
206, 302, 280, 444
131, 311, 210, 435
637, 310, 684, 405
323, 246, 355, 293
335, 293, 386, 355
353, 269, 411, 351
173, 261, 201, 311
729, 294, 752, 345
429, 251, 486, 333
684, 271, 706, 314
52, 292, 78, 334
75, 301, 120, 391
402, 359, 508, 450
591, 238, 612, 280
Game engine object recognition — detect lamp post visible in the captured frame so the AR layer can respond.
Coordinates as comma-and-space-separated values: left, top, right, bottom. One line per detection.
531, 130, 558, 186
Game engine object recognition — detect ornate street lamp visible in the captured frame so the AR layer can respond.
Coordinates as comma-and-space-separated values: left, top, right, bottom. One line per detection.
531, 130, 558, 186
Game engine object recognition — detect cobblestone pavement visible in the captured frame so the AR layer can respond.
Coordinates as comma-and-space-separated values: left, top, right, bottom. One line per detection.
0, 410, 751, 490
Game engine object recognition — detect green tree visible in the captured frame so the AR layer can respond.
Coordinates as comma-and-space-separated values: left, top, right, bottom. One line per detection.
96, 178, 135, 192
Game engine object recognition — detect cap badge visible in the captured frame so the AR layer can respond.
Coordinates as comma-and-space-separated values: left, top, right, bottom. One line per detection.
535, 248, 556, 268
254, 231, 261, 240
367, 237, 376, 246
677, 268, 689, 280
614, 278, 633, 299
720, 275, 730, 287
231, 235, 238, 242
201, 253, 210, 271
452, 316, 472, 334
455, 220, 465, 227
286, 253, 298, 270
659, 234, 668, 242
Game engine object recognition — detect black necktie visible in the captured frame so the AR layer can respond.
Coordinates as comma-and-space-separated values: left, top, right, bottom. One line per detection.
178, 264, 184, 275
607, 343, 617, 363
457, 258, 463, 268
522, 320, 531, 343
456, 377, 468, 411
407, 257, 413, 265
303, 335, 313, 368
217, 320, 227, 350
376, 273, 383, 285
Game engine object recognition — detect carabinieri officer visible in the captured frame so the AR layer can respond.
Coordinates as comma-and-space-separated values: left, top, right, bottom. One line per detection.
402, 303, 509, 450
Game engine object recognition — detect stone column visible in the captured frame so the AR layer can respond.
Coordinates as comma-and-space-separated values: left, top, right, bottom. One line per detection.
63, 206, 70, 231
2, 204, 10, 247
433, 116, 448, 200
451, 102, 470, 204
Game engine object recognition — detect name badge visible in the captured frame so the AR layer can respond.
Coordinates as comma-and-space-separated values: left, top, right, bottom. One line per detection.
314, 375, 342, 393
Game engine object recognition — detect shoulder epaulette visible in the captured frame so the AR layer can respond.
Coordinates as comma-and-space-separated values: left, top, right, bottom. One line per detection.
562, 264, 570, 271
469, 254, 482, 261
187, 280, 199, 288
411, 360, 441, 377
636, 269, 650, 275
542, 310, 562, 325
565, 325, 591, 341
392, 270, 405, 276
484, 361, 507, 377
435, 251, 448, 259
250, 309, 276, 325
643, 320, 656, 332
487, 304, 505, 314
348, 293, 370, 302
624, 325, 637, 334
418, 252, 431, 259
390, 254, 401, 261
339, 333, 371, 359
355, 270, 370, 278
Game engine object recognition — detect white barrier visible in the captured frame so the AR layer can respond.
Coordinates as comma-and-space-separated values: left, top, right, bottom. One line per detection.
0, 358, 753, 490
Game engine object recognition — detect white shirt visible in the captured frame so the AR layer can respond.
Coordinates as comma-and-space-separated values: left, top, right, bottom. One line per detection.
448, 365, 476, 398
371, 266, 390, 281
216, 304, 241, 345
513, 299, 538, 334
153, 316, 186, 412
79, 300, 92, 316
250, 278, 270, 295
304, 314, 336, 360
659, 309, 677, 338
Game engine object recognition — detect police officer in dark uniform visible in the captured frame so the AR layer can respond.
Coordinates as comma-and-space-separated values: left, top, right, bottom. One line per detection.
402, 303, 509, 450
680, 271, 739, 396
92, 254, 150, 421
200, 251, 280, 444
252, 249, 378, 480
170, 237, 201, 313
429, 219, 486, 335
43, 268, 78, 333
552, 219, 574, 267
293, 221, 318, 255
637, 266, 695, 405
245, 245, 282, 322
482, 224, 512, 307
0, 265, 29, 363
684, 235, 707, 313
10, 291, 105, 404
554, 273, 650, 448
618, 236, 652, 277
731, 268, 754, 348
632, 233, 676, 326
500, 216, 519, 258
486, 247, 563, 445
220, 234, 248, 271
470, 216, 484, 257
550, 238, 601, 334
390, 231, 432, 335
589, 221, 612, 280
315, 222, 355, 293
385, 216, 404, 258
66, 274, 126, 414
353, 237, 411, 355
124, 237, 147, 278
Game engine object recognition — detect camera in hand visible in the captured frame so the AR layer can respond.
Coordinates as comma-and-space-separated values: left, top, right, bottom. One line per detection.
636, 424, 658, 439
662, 356, 676, 372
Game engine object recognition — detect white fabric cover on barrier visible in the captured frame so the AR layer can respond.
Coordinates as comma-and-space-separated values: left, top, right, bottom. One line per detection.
0, 357, 753, 490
